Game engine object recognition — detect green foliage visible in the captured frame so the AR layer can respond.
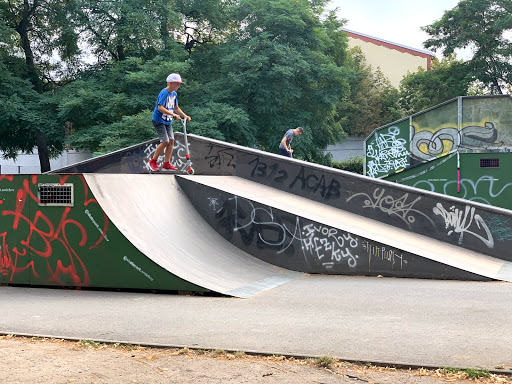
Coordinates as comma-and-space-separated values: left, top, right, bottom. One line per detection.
422, 0, 512, 94
441, 367, 491, 379
314, 355, 337, 368
0, 58, 63, 160
56, 56, 190, 152
464, 368, 490, 379
398, 54, 479, 113
0, 0, 414, 168
187, 0, 350, 164
71, 0, 176, 61
186, 102, 254, 145
339, 47, 402, 137
331, 157, 364, 174
92, 111, 156, 156
175, 0, 238, 52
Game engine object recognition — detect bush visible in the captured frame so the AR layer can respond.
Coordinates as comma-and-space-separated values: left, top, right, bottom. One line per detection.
331, 156, 364, 174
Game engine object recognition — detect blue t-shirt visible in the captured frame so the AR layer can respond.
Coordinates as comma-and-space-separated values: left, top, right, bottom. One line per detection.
152, 88, 178, 125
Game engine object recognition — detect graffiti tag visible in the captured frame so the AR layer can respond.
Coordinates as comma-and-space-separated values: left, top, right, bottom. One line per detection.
432, 203, 494, 248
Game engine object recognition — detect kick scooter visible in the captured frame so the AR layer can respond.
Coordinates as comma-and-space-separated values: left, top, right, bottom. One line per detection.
148, 118, 195, 175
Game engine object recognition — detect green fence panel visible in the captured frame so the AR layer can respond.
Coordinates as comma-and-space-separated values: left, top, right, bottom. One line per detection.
1, 175, 31, 284
0, 174, 206, 292
365, 118, 410, 177
385, 153, 512, 210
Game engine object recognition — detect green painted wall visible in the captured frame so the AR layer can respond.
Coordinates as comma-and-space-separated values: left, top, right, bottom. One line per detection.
365, 96, 512, 178
410, 99, 458, 162
0, 174, 207, 292
365, 118, 410, 178
385, 153, 512, 210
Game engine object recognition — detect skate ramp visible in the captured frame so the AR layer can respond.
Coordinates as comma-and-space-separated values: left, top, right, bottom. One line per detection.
177, 175, 512, 282
83, 174, 303, 298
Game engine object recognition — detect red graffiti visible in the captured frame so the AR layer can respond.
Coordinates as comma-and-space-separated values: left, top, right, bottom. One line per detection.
0, 175, 109, 286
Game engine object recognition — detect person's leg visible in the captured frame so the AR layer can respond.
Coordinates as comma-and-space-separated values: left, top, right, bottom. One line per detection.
163, 139, 174, 163
161, 124, 178, 170
279, 148, 292, 157
149, 121, 170, 170
163, 124, 175, 163
153, 122, 170, 159
153, 142, 168, 160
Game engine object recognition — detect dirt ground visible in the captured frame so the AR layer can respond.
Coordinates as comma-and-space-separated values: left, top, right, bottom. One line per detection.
0, 335, 511, 384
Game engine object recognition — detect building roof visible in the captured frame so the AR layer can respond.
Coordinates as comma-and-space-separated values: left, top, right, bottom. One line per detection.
341, 28, 435, 59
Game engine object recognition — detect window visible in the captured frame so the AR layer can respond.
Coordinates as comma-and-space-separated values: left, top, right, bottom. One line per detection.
38, 183, 74, 206
480, 158, 499, 168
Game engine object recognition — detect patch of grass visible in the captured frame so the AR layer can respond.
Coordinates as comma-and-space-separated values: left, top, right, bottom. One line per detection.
177, 347, 190, 355
314, 355, 337, 369
464, 368, 490, 379
234, 351, 246, 358
211, 349, 226, 357
78, 339, 102, 349
112, 343, 136, 351
30, 336, 48, 341
441, 366, 460, 375
441, 367, 492, 379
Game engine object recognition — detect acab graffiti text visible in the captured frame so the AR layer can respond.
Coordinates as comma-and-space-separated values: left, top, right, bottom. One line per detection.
249, 157, 341, 200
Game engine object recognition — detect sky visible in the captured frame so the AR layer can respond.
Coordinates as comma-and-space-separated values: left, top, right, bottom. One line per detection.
326, 0, 467, 59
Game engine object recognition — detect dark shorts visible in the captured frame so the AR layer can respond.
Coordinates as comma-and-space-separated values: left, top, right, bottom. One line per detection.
152, 120, 174, 143
279, 148, 292, 157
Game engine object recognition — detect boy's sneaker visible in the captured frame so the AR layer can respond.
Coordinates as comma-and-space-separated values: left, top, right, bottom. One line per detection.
148, 158, 159, 171
162, 162, 178, 171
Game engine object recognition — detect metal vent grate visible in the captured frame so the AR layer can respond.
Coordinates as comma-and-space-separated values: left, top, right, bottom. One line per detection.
480, 158, 500, 168
38, 183, 74, 206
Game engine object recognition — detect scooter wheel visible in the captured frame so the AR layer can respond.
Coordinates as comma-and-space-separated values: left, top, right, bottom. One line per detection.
187, 167, 195, 175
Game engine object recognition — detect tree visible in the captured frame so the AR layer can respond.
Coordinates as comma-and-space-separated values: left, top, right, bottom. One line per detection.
1, 0, 365, 168
398, 55, 478, 114
0, 2, 68, 171
338, 47, 402, 137
56, 54, 190, 154
71, 0, 175, 62
187, 0, 350, 164
422, 0, 512, 94
175, 0, 238, 53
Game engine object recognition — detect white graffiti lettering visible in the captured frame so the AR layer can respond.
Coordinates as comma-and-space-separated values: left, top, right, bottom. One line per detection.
302, 224, 359, 268
363, 241, 403, 269
432, 203, 494, 248
347, 188, 435, 229
217, 196, 360, 269
143, 139, 192, 172
366, 126, 409, 177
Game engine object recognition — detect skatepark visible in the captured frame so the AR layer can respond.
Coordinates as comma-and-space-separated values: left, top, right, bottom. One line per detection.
1, 113, 512, 370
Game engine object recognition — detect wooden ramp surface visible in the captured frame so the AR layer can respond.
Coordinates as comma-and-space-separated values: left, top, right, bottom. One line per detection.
84, 174, 303, 298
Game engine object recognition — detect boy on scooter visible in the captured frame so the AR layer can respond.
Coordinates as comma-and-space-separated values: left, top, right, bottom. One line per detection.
148, 73, 191, 171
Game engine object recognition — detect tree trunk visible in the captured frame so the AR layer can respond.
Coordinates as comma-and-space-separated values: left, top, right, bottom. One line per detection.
16, 0, 51, 172
117, 44, 126, 61
16, 0, 42, 92
36, 129, 51, 173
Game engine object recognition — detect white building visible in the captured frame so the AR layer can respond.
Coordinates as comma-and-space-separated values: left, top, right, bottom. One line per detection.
0, 149, 92, 174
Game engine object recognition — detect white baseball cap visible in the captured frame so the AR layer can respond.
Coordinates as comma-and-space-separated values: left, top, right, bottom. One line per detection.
166, 73, 186, 83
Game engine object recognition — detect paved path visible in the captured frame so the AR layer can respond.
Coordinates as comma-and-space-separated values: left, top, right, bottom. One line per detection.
1, 275, 511, 370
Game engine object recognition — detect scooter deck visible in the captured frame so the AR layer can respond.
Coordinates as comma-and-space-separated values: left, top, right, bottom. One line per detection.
147, 168, 195, 175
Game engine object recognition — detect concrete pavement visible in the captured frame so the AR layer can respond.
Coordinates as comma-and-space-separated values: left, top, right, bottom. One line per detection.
1, 274, 511, 371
